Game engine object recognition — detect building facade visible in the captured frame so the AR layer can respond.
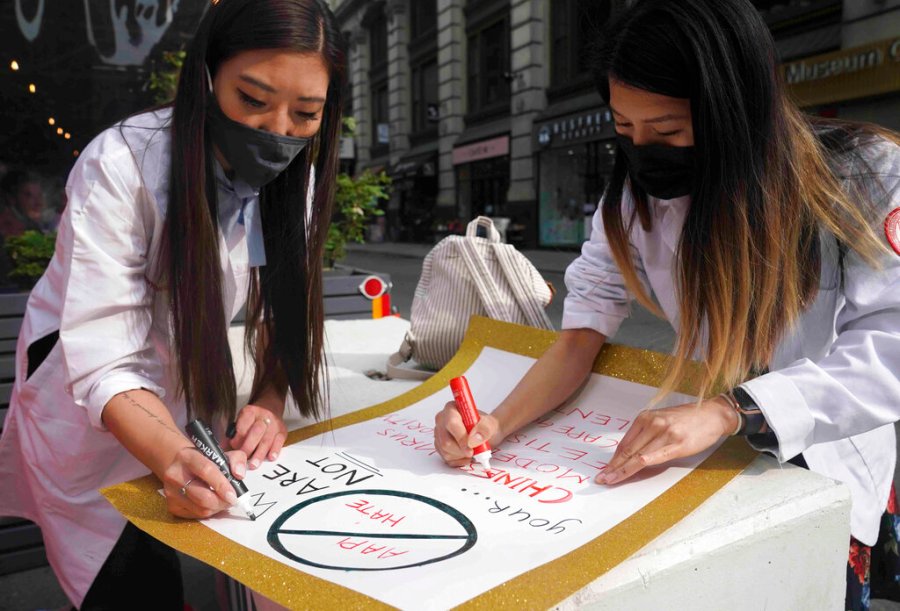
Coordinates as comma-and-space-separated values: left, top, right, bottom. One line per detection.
333, 0, 900, 248
768, 0, 900, 130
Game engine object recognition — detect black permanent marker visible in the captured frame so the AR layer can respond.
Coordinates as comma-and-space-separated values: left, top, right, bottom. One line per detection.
185, 419, 258, 521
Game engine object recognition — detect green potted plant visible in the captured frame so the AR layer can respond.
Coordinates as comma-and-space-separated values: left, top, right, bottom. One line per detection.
4, 230, 56, 290
325, 169, 390, 268
324, 116, 391, 266
148, 50, 186, 104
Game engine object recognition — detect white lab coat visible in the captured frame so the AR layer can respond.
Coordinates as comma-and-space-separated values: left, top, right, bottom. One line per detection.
0, 109, 253, 606
563, 137, 900, 546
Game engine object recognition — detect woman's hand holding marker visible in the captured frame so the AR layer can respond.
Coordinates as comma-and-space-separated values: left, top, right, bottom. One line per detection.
434, 393, 502, 470
163, 445, 249, 520
449, 376, 494, 471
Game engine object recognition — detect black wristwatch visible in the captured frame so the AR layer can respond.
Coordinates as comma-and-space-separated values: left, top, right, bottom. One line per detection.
724, 387, 769, 436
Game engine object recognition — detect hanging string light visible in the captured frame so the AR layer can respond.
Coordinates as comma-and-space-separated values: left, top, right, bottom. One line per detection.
11, 57, 80, 153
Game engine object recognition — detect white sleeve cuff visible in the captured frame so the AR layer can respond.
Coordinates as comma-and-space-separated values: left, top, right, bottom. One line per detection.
79, 373, 167, 432
561, 298, 626, 338
740, 372, 815, 462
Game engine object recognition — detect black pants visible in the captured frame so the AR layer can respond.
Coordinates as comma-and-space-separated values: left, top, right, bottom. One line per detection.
79, 522, 183, 611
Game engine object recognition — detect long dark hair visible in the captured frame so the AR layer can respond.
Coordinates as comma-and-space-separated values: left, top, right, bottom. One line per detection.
592, 0, 892, 398
167, 0, 345, 423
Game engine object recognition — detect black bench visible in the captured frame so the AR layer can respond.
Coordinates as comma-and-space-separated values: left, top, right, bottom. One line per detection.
0, 266, 394, 576
0, 292, 48, 576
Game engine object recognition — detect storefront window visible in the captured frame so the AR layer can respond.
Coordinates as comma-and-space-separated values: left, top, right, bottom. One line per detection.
538, 140, 615, 246
456, 156, 510, 222
391, 169, 438, 242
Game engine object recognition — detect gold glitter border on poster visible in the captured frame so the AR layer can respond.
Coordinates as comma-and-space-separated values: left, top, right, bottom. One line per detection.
102, 316, 756, 610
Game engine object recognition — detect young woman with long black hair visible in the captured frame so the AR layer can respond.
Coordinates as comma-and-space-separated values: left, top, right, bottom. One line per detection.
435, 0, 900, 607
0, 0, 345, 608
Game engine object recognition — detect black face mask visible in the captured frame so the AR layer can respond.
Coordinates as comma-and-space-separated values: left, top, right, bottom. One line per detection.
206, 98, 310, 188
616, 134, 694, 200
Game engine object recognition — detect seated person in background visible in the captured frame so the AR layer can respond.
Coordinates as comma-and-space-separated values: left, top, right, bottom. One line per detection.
0, 170, 52, 236
0, 169, 53, 287
44, 186, 66, 231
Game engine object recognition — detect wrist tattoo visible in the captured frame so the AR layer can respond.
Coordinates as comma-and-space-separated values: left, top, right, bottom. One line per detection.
120, 391, 180, 437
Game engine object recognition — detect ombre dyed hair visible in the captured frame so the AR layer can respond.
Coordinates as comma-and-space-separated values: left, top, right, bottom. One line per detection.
592, 0, 897, 399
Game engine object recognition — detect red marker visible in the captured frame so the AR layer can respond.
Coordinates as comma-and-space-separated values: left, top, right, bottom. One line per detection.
449, 376, 493, 472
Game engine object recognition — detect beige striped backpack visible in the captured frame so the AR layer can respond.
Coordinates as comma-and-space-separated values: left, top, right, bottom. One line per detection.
387, 217, 554, 379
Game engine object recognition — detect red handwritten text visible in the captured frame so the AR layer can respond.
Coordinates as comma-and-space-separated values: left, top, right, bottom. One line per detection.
461, 465, 575, 503
551, 405, 631, 430
337, 537, 410, 559
375, 429, 440, 456
345, 498, 406, 527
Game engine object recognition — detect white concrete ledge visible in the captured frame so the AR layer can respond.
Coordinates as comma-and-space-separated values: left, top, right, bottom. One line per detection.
557, 456, 850, 611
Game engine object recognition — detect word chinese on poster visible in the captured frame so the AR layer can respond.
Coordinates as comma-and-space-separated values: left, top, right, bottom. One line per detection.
200, 347, 714, 609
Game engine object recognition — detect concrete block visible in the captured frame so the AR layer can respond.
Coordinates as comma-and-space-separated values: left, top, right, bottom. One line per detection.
557, 456, 851, 610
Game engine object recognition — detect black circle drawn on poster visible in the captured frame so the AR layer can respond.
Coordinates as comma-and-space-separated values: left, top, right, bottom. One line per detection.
267, 489, 477, 571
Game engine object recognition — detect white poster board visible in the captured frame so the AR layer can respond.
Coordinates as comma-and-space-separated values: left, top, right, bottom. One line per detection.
200, 347, 715, 610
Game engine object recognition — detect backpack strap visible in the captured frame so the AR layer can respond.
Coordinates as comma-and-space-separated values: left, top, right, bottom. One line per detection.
457, 236, 513, 321
465, 216, 502, 242
492, 243, 554, 330
385, 336, 434, 380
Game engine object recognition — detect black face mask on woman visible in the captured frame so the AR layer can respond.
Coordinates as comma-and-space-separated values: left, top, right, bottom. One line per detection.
616, 134, 694, 200
206, 98, 310, 188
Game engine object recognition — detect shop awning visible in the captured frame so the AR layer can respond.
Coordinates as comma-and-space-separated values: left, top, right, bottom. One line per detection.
389, 151, 437, 179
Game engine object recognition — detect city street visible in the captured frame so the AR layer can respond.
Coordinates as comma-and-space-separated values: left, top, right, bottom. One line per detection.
341, 247, 677, 354
3, 0, 899, 606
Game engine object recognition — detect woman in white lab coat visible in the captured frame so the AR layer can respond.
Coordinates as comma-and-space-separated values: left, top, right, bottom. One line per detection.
0, 0, 345, 608
434, 0, 900, 608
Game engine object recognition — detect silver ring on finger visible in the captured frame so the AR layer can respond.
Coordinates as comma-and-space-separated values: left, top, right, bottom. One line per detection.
179, 478, 194, 496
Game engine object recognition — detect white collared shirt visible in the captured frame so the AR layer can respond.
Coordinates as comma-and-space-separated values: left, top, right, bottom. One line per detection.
0, 108, 255, 605
563, 138, 900, 545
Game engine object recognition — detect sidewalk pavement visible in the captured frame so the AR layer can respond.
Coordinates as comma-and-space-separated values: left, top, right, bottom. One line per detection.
345, 240, 581, 274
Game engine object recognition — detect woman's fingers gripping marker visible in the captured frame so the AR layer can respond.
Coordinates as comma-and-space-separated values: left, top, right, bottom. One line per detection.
449, 376, 493, 473
185, 419, 258, 521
